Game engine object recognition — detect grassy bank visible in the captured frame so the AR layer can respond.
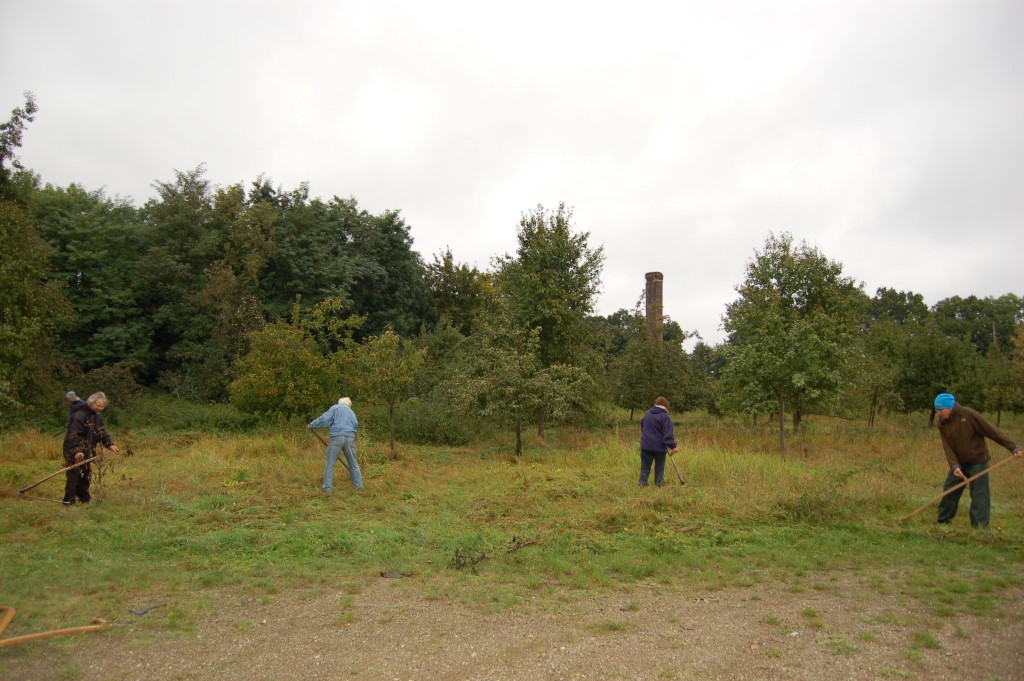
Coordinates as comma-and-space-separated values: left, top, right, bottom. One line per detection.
1, 408, 1022, 647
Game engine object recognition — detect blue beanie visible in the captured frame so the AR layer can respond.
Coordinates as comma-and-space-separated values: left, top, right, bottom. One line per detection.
934, 393, 955, 410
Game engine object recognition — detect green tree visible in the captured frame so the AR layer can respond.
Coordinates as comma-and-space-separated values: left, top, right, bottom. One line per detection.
447, 319, 589, 456
31, 184, 153, 372
347, 209, 433, 338
721, 233, 865, 456
228, 321, 335, 418
931, 294, 1023, 358
893, 318, 982, 416
0, 200, 74, 410
0, 92, 37, 203
426, 248, 490, 335
353, 328, 426, 455
608, 310, 697, 418
492, 203, 604, 437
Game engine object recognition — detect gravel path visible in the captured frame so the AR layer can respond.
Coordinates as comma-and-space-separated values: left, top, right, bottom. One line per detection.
4, 576, 1022, 680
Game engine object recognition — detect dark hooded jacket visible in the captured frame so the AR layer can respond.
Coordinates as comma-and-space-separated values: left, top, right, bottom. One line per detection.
640, 405, 677, 453
63, 401, 113, 463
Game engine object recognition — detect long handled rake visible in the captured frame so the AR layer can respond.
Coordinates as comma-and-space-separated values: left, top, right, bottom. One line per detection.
898, 456, 1020, 523
668, 452, 686, 486
0, 605, 111, 648
18, 455, 100, 502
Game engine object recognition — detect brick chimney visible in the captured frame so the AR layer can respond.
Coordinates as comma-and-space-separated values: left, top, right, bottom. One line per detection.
645, 272, 663, 342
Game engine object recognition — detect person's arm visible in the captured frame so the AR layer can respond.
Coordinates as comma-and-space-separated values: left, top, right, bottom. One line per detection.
664, 413, 678, 453
938, 431, 964, 477
96, 415, 116, 450
308, 407, 333, 430
969, 411, 1020, 455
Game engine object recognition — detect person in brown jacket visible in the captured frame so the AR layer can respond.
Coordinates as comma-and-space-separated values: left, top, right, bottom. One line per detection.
933, 393, 1023, 529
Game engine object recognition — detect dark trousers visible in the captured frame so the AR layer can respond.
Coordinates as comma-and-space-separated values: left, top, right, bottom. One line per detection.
63, 463, 91, 504
937, 461, 990, 528
639, 449, 667, 486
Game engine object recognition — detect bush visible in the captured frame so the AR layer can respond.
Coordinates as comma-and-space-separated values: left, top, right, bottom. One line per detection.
120, 394, 260, 432
392, 398, 470, 445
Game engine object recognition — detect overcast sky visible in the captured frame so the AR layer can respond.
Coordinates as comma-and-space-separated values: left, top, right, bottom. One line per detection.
3, 0, 1022, 345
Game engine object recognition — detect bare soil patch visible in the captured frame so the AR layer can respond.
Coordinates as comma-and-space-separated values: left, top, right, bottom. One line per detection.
4, 576, 1022, 680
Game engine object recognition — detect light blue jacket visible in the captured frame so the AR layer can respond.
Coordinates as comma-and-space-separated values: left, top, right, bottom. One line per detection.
308, 403, 358, 437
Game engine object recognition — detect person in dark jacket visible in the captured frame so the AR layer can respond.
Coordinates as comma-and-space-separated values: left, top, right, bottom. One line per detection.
933, 392, 1022, 529
639, 396, 678, 486
65, 391, 85, 429
62, 391, 118, 505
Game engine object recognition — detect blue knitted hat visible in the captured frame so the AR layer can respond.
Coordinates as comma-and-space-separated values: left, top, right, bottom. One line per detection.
933, 393, 955, 410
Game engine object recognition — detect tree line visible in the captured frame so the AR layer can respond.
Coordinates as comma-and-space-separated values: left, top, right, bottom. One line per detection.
2, 93, 1023, 455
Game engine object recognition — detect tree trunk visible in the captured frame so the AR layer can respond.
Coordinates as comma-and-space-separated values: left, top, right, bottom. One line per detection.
777, 395, 786, 459
629, 407, 634, 421
536, 406, 546, 442
868, 389, 878, 428
792, 409, 802, 432
515, 418, 523, 456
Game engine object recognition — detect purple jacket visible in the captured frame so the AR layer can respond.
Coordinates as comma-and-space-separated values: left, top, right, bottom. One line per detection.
640, 406, 677, 453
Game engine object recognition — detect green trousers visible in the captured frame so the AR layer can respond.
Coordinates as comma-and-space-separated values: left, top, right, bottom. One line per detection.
937, 461, 990, 529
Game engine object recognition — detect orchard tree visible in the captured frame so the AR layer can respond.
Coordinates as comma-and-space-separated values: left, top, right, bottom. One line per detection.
229, 321, 336, 418
492, 203, 604, 438
353, 328, 426, 455
721, 233, 866, 457
447, 319, 589, 456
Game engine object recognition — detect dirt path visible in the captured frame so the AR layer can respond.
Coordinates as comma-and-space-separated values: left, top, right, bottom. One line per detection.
4, 577, 1023, 680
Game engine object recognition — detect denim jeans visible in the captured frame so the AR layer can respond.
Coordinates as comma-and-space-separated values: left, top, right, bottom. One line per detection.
639, 449, 667, 486
937, 461, 990, 528
323, 433, 363, 491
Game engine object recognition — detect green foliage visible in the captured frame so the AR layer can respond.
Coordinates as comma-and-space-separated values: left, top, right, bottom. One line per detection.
390, 398, 470, 445
353, 328, 427, 451
931, 294, 1023, 359
493, 203, 604, 369
120, 394, 259, 432
347, 209, 433, 338
31, 184, 155, 372
0, 200, 74, 411
721, 232, 866, 452
446, 318, 591, 455
426, 247, 491, 335
0, 91, 37, 203
609, 309, 703, 414
229, 321, 336, 418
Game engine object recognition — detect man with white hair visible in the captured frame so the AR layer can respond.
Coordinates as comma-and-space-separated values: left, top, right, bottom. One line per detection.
62, 391, 119, 505
308, 397, 363, 492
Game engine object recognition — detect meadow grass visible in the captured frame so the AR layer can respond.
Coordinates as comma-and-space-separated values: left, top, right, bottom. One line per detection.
1, 407, 1023, 644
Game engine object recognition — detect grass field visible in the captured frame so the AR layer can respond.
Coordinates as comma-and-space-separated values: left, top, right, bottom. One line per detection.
2, 403, 1022, 666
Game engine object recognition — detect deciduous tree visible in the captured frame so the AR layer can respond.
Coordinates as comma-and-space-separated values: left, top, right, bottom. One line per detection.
721, 233, 865, 456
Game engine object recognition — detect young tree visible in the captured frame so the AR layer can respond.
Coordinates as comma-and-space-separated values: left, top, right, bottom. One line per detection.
492, 203, 604, 438
353, 328, 426, 455
229, 321, 336, 418
721, 233, 865, 457
447, 318, 589, 456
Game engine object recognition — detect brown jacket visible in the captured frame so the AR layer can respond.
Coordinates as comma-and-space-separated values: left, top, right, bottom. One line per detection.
937, 404, 1020, 469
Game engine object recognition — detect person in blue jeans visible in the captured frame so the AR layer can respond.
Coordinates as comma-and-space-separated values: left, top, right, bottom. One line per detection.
308, 397, 363, 492
639, 396, 678, 486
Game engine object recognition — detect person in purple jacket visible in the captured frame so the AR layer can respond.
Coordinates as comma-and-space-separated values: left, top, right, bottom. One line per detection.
639, 396, 678, 486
